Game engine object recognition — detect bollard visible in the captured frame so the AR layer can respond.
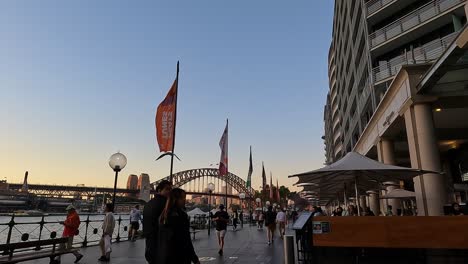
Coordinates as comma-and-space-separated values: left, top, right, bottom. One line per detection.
284, 235, 295, 264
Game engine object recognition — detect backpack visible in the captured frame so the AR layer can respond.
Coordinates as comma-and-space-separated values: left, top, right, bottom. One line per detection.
265, 211, 276, 226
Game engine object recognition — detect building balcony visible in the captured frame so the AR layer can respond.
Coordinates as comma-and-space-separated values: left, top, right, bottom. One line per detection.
372, 31, 458, 84
369, 0, 466, 56
367, 0, 420, 25
333, 131, 342, 145
367, 0, 398, 17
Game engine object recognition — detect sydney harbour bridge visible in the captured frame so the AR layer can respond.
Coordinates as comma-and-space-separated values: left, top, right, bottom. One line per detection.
7, 168, 256, 203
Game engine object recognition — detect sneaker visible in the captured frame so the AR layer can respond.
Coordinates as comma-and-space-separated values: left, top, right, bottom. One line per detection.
74, 254, 83, 263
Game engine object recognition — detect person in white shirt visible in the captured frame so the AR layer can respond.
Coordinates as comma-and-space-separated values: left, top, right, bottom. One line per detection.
276, 208, 287, 238
129, 205, 142, 241
99, 203, 116, 262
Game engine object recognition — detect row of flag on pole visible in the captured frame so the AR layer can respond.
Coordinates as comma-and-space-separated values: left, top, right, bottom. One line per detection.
154, 62, 281, 201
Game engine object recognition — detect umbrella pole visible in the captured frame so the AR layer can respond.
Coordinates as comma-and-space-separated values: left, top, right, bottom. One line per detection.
344, 183, 347, 207
355, 173, 361, 216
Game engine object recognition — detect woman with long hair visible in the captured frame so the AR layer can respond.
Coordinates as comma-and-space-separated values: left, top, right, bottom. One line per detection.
157, 188, 200, 264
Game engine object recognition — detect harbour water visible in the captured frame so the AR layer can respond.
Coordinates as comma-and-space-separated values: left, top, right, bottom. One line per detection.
0, 214, 131, 246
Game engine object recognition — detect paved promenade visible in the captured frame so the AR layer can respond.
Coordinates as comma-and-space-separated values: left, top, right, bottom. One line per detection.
25, 224, 291, 264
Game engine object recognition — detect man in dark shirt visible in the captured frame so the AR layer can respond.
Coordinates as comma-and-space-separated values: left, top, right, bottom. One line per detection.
212, 204, 229, 256
143, 180, 172, 264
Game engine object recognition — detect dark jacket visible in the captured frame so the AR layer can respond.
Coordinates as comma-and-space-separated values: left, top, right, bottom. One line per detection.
143, 194, 167, 263
157, 207, 199, 264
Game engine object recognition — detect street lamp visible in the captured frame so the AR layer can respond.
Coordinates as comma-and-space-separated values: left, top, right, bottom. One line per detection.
207, 182, 215, 236
239, 193, 245, 228
109, 152, 127, 211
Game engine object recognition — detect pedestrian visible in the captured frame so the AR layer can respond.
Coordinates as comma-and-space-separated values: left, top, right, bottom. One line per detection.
451, 202, 464, 216
265, 206, 277, 245
157, 188, 200, 264
258, 211, 265, 229
364, 207, 375, 216
212, 204, 229, 256
232, 210, 238, 231
313, 206, 324, 216
99, 203, 116, 262
53, 205, 83, 264
276, 208, 287, 239
129, 205, 142, 241
291, 210, 298, 223
143, 180, 172, 264
386, 205, 394, 216
239, 211, 244, 228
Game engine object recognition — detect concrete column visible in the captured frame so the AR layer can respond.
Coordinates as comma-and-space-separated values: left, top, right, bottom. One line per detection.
404, 103, 446, 216
384, 181, 401, 215
380, 189, 387, 216
366, 190, 380, 216
359, 195, 367, 210
377, 139, 401, 215
382, 140, 396, 164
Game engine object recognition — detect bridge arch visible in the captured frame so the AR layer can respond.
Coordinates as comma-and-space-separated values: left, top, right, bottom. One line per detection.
152, 168, 255, 199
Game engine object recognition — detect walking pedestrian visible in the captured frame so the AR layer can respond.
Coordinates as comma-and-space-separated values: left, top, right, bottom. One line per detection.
157, 188, 200, 264
258, 211, 265, 229
212, 204, 229, 256
276, 208, 287, 239
239, 211, 244, 228
291, 210, 298, 223
99, 203, 116, 262
143, 180, 172, 264
53, 205, 83, 264
232, 210, 238, 231
265, 206, 277, 245
129, 205, 142, 241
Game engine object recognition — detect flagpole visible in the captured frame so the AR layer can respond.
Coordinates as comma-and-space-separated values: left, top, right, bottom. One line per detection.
225, 119, 229, 208
169, 61, 179, 183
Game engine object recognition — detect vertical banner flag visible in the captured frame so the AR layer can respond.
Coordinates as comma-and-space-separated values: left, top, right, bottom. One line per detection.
246, 146, 253, 188
155, 78, 178, 152
270, 172, 274, 200
276, 178, 280, 202
219, 120, 228, 176
262, 162, 266, 194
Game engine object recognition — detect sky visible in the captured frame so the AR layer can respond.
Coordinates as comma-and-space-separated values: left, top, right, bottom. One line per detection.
0, 1, 334, 192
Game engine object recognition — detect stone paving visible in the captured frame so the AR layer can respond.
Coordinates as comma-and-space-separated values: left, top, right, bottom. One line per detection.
25, 223, 292, 264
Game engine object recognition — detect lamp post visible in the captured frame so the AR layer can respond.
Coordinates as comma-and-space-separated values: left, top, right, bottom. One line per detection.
239, 193, 245, 228
207, 182, 215, 236
108, 152, 127, 211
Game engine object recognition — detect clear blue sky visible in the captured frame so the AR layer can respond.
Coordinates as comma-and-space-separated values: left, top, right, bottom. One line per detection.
0, 1, 333, 191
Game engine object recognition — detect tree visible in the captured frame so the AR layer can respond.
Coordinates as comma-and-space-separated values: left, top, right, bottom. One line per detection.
279, 186, 291, 200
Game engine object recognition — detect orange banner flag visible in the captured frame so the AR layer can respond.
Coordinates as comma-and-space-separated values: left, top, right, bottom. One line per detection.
155, 79, 178, 152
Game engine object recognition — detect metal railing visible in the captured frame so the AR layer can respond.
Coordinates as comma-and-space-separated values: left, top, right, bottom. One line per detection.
0, 214, 131, 252
367, 0, 399, 16
369, 0, 465, 48
372, 31, 459, 83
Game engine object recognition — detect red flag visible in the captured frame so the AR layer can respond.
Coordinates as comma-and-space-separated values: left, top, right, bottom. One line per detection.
219, 120, 228, 176
270, 172, 273, 200
156, 79, 178, 152
276, 178, 280, 202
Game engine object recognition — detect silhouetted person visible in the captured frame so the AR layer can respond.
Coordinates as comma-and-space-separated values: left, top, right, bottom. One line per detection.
451, 202, 464, 216
212, 204, 229, 256
143, 180, 172, 264
157, 188, 200, 264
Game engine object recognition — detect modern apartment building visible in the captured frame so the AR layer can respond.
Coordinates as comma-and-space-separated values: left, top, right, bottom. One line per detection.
324, 0, 468, 215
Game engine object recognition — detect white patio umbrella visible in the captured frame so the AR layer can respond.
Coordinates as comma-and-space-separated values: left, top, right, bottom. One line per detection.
380, 189, 416, 199
290, 152, 440, 215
